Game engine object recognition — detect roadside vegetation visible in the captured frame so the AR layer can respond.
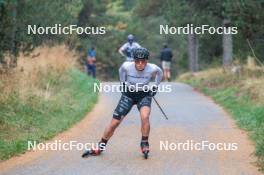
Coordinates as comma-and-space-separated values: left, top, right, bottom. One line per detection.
0, 46, 98, 160
178, 65, 264, 171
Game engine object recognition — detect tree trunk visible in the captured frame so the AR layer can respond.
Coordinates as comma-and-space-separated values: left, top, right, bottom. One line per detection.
0, 3, 7, 68
188, 33, 199, 72
222, 19, 233, 68
10, 0, 18, 68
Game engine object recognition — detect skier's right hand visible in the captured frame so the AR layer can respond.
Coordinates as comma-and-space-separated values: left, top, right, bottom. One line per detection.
149, 85, 158, 97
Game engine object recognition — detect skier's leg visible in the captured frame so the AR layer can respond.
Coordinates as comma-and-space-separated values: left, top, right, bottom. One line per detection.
137, 96, 152, 157
82, 95, 134, 157
102, 118, 123, 140
140, 106, 151, 137
100, 95, 134, 149
82, 118, 122, 157
102, 94, 134, 139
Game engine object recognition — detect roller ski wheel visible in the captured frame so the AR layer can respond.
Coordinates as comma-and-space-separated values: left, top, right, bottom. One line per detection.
81, 149, 101, 158
143, 150, 149, 159
141, 142, 149, 159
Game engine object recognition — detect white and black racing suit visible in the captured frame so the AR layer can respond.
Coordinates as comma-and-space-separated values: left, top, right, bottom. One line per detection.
113, 62, 163, 120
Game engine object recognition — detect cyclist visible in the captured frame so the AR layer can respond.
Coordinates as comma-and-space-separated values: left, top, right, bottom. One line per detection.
118, 34, 141, 62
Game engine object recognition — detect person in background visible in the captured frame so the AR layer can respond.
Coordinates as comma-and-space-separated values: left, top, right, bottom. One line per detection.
118, 34, 141, 62
160, 43, 173, 81
86, 47, 96, 78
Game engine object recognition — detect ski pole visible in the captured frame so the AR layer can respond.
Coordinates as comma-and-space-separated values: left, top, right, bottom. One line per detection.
153, 96, 168, 120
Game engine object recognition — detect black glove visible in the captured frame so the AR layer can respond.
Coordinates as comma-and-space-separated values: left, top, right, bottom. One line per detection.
149, 85, 158, 97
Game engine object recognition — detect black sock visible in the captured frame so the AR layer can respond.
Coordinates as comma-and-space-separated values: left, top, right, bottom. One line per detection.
99, 138, 108, 151
101, 138, 108, 145
141, 136, 148, 142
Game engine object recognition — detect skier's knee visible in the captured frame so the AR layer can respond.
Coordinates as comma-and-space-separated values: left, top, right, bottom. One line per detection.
109, 119, 121, 131
141, 111, 150, 121
113, 113, 123, 120
141, 115, 150, 124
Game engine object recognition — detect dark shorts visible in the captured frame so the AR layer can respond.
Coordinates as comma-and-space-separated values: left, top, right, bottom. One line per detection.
113, 91, 152, 120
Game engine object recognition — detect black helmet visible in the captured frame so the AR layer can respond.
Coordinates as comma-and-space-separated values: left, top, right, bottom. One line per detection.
133, 47, 149, 60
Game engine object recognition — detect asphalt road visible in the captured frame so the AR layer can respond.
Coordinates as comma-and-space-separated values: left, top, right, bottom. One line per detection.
0, 82, 261, 175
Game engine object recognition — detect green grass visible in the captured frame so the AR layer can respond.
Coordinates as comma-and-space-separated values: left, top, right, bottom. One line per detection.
0, 69, 98, 160
181, 76, 264, 171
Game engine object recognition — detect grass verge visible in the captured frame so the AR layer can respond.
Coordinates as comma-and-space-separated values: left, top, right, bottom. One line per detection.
178, 68, 264, 171
0, 69, 98, 160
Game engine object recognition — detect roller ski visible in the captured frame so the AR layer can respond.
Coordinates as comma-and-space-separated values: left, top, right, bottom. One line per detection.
81, 148, 102, 158
81, 141, 106, 158
140, 141, 149, 159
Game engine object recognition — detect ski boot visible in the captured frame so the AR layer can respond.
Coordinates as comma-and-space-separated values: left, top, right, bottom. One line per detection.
140, 141, 149, 159
81, 142, 105, 158
82, 148, 102, 157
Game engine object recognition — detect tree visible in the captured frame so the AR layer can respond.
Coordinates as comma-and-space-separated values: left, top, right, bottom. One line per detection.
0, 0, 83, 70
188, 33, 199, 72
165, 0, 200, 72
222, 19, 233, 67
